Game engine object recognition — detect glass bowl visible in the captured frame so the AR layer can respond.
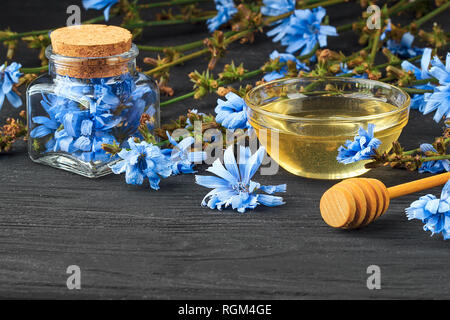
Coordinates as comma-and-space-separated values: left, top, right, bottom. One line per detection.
245, 77, 410, 180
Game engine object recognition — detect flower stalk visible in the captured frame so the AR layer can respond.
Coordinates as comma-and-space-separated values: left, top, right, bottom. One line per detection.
138, 0, 211, 9
414, 2, 450, 28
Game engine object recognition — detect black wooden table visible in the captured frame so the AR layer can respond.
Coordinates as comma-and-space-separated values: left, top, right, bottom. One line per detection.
0, 1, 449, 299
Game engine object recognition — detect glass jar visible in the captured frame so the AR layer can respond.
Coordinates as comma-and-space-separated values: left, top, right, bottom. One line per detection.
26, 44, 159, 178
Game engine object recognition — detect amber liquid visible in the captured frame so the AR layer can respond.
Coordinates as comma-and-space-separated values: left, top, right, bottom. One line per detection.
250, 96, 408, 179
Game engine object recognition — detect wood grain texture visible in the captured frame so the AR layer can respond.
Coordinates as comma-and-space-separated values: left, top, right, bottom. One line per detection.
0, 0, 449, 299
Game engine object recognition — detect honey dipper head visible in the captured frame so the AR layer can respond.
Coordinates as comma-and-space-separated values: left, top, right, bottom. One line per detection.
320, 178, 390, 229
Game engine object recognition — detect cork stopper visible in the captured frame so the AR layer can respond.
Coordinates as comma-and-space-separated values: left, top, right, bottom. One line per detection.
49, 24, 133, 78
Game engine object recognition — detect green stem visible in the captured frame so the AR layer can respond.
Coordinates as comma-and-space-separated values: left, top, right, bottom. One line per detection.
410, 78, 439, 86
0, 14, 109, 42
401, 87, 434, 94
402, 148, 418, 156
297, 0, 325, 6
337, 56, 421, 78
422, 155, 450, 162
160, 70, 263, 107
155, 139, 171, 147
138, 0, 210, 9
375, 54, 421, 70
388, 0, 427, 16
0, 29, 49, 42
21, 65, 48, 74
138, 39, 203, 52
137, 45, 168, 52
415, 2, 450, 28
403, 138, 450, 155
368, 27, 382, 66
160, 91, 195, 107
303, 0, 346, 9
386, 154, 450, 164
379, 76, 396, 82
138, 30, 236, 53
238, 69, 263, 81
336, 22, 353, 32
146, 48, 209, 75
124, 14, 214, 29
145, 28, 251, 75
387, 0, 408, 15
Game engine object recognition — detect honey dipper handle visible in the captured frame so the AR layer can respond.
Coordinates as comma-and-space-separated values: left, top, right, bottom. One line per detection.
387, 172, 450, 199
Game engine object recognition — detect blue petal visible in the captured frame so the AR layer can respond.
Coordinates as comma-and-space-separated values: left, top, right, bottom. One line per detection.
223, 146, 241, 181
109, 159, 127, 174
125, 165, 144, 185
32, 116, 58, 129
188, 151, 206, 163
73, 136, 92, 151
259, 184, 287, 194
257, 194, 285, 207
5, 91, 22, 108
241, 146, 265, 185
30, 125, 52, 138
80, 120, 93, 136
207, 158, 239, 185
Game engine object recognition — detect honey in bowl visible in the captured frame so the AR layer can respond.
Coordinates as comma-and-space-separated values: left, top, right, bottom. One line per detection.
245, 78, 410, 180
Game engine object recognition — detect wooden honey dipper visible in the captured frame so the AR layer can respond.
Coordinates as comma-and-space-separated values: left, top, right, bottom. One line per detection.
320, 172, 450, 229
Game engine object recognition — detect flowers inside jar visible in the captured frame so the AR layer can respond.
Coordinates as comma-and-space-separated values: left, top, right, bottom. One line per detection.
26, 25, 159, 178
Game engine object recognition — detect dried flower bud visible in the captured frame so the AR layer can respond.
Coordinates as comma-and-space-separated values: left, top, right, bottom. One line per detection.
392, 141, 403, 155
217, 86, 234, 96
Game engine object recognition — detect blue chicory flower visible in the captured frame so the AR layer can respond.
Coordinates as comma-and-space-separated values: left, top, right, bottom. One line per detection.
162, 132, 206, 175
0, 62, 23, 111
423, 52, 450, 122
418, 143, 450, 174
55, 77, 122, 153
337, 62, 368, 78
109, 137, 172, 190
401, 48, 434, 112
30, 94, 79, 151
263, 50, 309, 81
67, 112, 118, 162
266, 6, 338, 57
405, 179, 450, 240
337, 124, 381, 164
115, 81, 156, 140
82, 0, 118, 21
32, 74, 153, 163
261, 0, 295, 17
423, 85, 450, 122
215, 92, 251, 130
195, 145, 286, 213
207, 0, 238, 33
386, 32, 424, 58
